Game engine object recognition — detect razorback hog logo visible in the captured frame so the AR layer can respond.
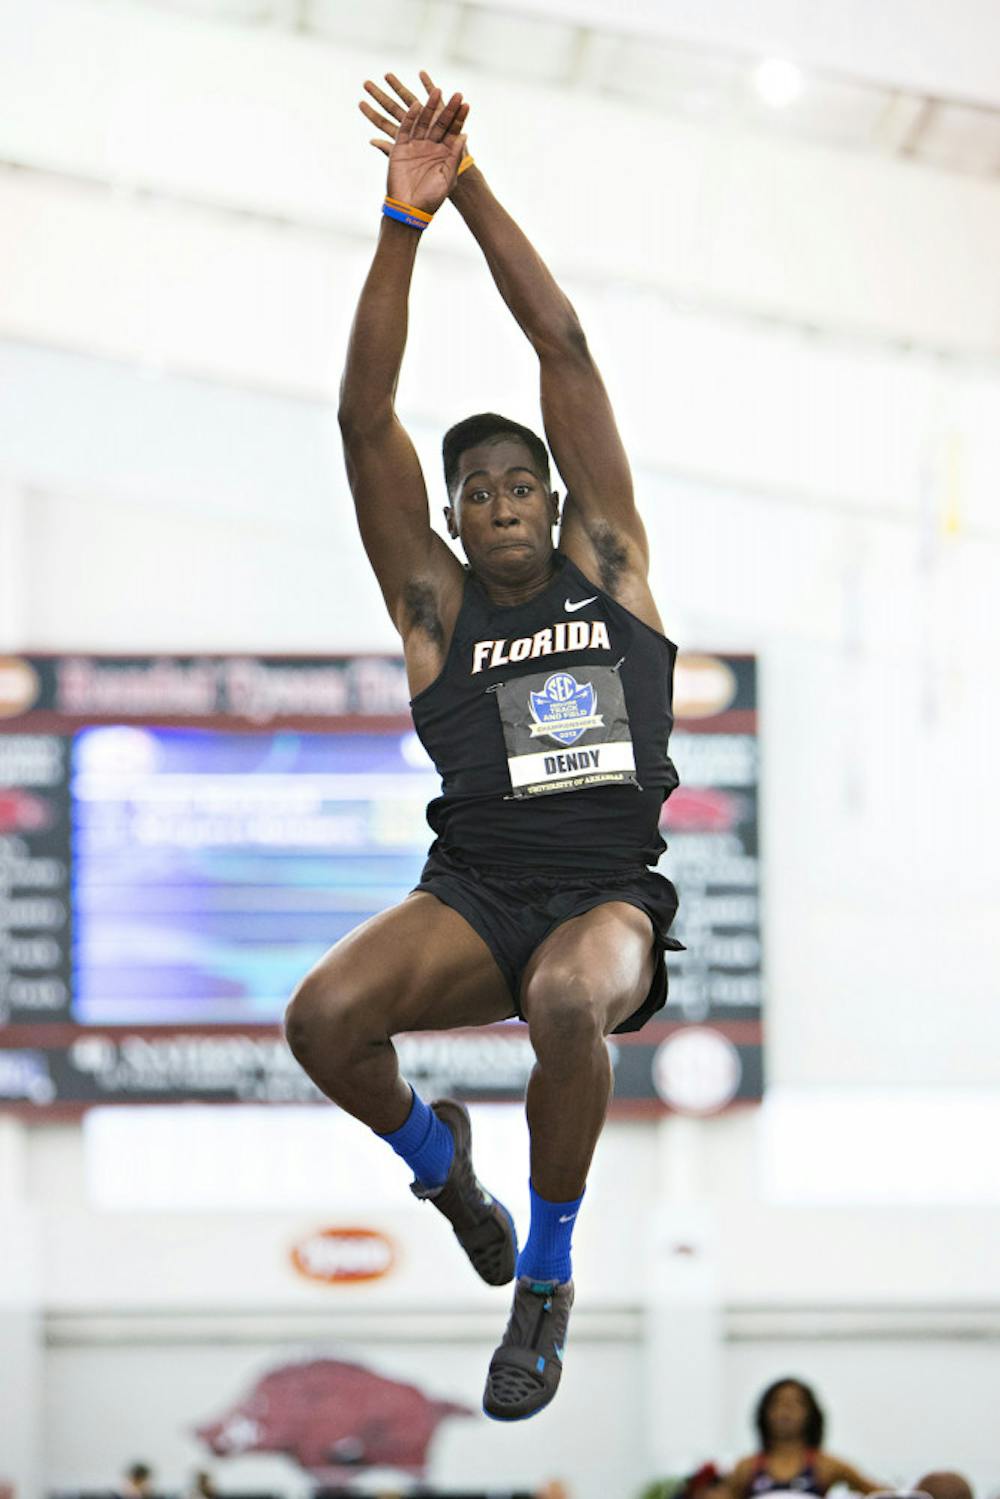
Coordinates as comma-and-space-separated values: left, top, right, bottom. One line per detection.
196, 1358, 474, 1476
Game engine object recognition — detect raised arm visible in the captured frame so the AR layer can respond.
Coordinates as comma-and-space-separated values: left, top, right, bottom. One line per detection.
452, 165, 651, 573
339, 90, 467, 639
362, 73, 657, 622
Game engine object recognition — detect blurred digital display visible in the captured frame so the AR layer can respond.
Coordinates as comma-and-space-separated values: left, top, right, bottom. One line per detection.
0, 652, 762, 1112
71, 727, 438, 1024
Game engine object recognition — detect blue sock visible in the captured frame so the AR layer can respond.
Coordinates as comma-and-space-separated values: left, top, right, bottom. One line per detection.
378, 1091, 454, 1188
515, 1181, 583, 1284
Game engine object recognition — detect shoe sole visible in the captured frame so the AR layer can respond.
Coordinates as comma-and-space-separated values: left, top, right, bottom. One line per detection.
482, 1278, 572, 1419
482, 1401, 550, 1423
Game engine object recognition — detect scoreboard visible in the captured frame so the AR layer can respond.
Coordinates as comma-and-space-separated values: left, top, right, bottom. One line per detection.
0, 652, 761, 1115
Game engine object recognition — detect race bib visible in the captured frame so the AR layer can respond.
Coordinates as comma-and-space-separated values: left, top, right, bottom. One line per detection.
493, 665, 638, 798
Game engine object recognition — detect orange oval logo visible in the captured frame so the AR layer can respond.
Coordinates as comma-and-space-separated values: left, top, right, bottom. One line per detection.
290, 1227, 395, 1284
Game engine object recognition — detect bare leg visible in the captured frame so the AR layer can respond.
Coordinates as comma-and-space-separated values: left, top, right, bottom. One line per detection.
519, 902, 655, 1201
481, 901, 657, 1423
285, 891, 515, 1134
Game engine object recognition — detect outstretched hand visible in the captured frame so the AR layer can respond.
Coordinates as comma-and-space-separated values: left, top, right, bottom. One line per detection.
380, 85, 468, 214
360, 70, 470, 169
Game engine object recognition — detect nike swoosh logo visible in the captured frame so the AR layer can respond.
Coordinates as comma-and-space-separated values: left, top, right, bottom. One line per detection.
558, 1213, 577, 1223
564, 597, 597, 613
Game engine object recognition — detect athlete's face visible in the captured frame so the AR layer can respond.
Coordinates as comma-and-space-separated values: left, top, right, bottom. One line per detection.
765, 1383, 810, 1442
445, 437, 559, 579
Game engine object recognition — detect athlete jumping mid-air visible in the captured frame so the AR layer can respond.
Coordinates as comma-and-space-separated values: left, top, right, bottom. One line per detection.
285, 73, 683, 1420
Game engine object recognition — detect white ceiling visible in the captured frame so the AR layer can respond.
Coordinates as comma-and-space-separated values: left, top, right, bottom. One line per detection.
123, 0, 1000, 176
4, 0, 999, 375
474, 0, 1000, 109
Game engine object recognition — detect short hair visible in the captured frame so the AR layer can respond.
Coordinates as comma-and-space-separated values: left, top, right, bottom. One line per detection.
442, 412, 550, 498
754, 1378, 825, 1451
916, 1475, 974, 1499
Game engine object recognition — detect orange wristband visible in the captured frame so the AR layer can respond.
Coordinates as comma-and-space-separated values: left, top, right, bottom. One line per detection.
383, 196, 434, 230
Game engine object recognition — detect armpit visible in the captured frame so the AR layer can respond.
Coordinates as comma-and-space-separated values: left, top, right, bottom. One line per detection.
590, 522, 630, 595
402, 579, 445, 648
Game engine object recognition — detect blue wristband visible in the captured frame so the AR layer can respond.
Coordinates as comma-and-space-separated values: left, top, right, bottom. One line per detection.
382, 202, 430, 231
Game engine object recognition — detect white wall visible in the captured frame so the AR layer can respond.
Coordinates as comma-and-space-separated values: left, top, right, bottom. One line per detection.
42, 1334, 647, 1499
724, 1336, 1000, 1491
32, 1114, 654, 1498
21, 1115, 1000, 1497
0, 1122, 43, 1499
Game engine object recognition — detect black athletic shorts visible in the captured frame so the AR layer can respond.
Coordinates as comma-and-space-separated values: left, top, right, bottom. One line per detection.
413, 842, 684, 1035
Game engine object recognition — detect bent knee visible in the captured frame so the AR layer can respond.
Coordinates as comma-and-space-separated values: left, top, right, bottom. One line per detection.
522, 971, 608, 1054
283, 971, 329, 1060
284, 967, 385, 1061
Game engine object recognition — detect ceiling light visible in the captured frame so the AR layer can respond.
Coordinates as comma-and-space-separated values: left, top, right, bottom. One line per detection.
753, 57, 804, 109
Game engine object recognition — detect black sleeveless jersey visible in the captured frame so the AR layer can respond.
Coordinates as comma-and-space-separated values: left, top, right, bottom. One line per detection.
410, 552, 679, 873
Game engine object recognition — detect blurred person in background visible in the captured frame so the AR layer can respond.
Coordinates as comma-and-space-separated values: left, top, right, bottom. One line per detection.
682, 1464, 729, 1499
119, 1464, 155, 1499
285, 69, 682, 1424
915, 1475, 973, 1499
638, 1464, 728, 1499
185, 1473, 217, 1499
721, 1378, 883, 1497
